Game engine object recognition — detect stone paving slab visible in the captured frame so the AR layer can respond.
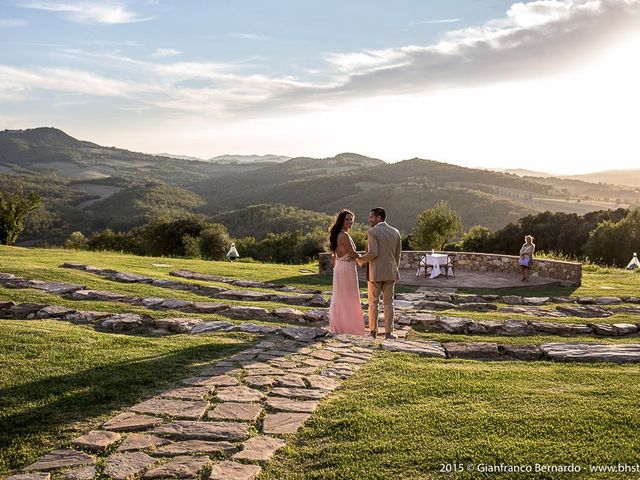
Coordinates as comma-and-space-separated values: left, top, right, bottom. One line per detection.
60, 465, 95, 480
208, 402, 263, 421
153, 440, 236, 457
24, 449, 94, 472
500, 344, 543, 361
444, 342, 501, 360
269, 387, 329, 400
243, 375, 276, 388
209, 461, 262, 480
129, 398, 209, 419
275, 374, 306, 388
72, 430, 121, 452
5, 474, 51, 480
232, 435, 286, 461
262, 412, 311, 435
104, 451, 157, 480
144, 455, 210, 479
216, 385, 266, 402
197, 366, 243, 376
152, 421, 250, 441
380, 340, 446, 357
541, 343, 640, 363
243, 366, 286, 376
102, 412, 165, 432
306, 375, 341, 391
182, 375, 239, 387
116, 433, 171, 452
265, 398, 320, 413
158, 386, 212, 401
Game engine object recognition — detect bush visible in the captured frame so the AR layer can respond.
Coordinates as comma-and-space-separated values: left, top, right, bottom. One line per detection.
585, 208, 640, 267
198, 224, 231, 260
233, 230, 326, 263
87, 228, 142, 253
143, 217, 208, 257
64, 231, 88, 250
460, 225, 494, 252
182, 235, 200, 258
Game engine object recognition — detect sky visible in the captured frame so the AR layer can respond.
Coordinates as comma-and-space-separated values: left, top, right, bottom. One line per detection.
1, 0, 639, 174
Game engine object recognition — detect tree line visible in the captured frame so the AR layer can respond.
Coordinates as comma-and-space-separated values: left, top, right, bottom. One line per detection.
3, 184, 640, 267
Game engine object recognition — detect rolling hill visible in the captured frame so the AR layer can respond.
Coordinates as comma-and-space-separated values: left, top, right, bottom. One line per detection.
2, 127, 639, 245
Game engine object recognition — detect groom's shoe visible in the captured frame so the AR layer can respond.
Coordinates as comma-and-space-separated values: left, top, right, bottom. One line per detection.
369, 330, 377, 339
384, 333, 397, 340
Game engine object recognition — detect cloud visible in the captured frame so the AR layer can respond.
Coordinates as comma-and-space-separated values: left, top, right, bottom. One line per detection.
150, 48, 181, 58
0, 18, 28, 27
4, 0, 639, 120
230, 33, 270, 41
286, 0, 640, 102
0, 65, 145, 97
17, 1, 154, 24
409, 18, 461, 25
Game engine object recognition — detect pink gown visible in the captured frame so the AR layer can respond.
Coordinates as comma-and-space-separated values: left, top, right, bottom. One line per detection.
329, 251, 366, 335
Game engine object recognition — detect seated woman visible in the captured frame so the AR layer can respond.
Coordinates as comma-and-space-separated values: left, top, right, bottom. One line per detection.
519, 235, 535, 281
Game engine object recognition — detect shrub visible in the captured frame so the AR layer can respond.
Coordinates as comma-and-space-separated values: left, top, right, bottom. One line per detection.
198, 224, 231, 260
64, 231, 88, 250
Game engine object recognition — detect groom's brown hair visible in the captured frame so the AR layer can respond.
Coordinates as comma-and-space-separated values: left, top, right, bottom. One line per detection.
370, 207, 386, 221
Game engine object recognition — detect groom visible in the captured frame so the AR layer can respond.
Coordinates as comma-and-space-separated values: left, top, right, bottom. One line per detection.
357, 207, 402, 339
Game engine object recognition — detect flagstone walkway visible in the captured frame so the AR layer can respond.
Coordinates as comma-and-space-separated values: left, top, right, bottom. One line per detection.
6, 334, 378, 480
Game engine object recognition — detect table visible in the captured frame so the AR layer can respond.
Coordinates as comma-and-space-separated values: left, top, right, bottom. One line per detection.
425, 253, 449, 278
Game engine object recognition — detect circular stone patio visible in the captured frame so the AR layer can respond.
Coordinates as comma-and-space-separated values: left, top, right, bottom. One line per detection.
359, 268, 566, 289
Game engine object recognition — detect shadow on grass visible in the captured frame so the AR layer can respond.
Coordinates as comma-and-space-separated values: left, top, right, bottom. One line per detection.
0, 339, 253, 474
271, 273, 333, 290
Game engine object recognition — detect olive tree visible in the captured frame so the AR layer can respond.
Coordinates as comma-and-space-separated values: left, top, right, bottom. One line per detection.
409, 201, 463, 250
0, 185, 41, 245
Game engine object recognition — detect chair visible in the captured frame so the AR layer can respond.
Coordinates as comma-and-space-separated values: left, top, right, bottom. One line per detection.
417, 255, 434, 278
445, 255, 456, 278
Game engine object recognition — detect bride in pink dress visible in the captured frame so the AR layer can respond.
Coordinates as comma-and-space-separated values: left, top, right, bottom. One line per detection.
328, 209, 365, 335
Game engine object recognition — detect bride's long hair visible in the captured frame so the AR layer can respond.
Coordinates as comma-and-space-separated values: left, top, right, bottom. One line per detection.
329, 209, 354, 252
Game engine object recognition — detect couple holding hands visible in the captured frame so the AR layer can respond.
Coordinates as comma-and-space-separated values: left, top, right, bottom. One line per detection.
328, 207, 402, 339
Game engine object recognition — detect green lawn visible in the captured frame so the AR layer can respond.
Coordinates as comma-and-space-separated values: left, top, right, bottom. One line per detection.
459, 266, 640, 298
2, 246, 640, 479
261, 353, 640, 480
0, 245, 332, 291
0, 320, 256, 476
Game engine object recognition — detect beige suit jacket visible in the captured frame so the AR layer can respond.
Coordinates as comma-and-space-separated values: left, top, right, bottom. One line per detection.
359, 221, 402, 282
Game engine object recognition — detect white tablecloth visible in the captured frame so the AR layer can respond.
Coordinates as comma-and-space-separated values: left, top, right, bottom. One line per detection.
416, 253, 450, 278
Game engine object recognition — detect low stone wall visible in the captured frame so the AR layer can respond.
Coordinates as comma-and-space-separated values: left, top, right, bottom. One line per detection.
318, 251, 582, 286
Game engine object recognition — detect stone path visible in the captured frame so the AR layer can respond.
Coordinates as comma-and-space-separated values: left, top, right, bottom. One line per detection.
4, 269, 640, 340
0, 272, 327, 326
7, 331, 640, 479
60, 264, 328, 307
397, 312, 640, 338
6, 334, 380, 480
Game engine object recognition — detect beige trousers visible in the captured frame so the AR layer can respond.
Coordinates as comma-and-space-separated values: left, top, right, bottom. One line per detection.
367, 280, 395, 333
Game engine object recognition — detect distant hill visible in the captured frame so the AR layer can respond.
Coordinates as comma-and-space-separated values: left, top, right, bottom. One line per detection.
208, 154, 291, 164
567, 170, 640, 189
0, 127, 242, 185
211, 204, 334, 239
157, 153, 205, 161
490, 168, 556, 178
3, 127, 640, 245
85, 183, 206, 231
